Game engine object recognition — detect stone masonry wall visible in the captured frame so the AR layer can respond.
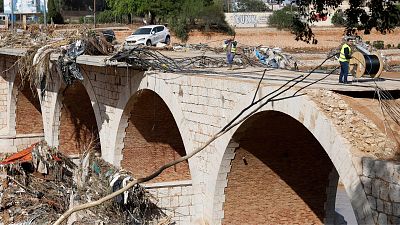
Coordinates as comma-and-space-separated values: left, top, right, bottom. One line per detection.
357, 158, 400, 224
0, 75, 8, 133
0, 56, 17, 134
145, 180, 194, 224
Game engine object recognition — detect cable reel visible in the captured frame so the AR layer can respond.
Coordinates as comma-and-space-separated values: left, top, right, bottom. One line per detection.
350, 51, 384, 78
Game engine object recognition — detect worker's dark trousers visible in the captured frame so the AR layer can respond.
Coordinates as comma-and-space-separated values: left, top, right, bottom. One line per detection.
339, 61, 349, 83
227, 52, 235, 65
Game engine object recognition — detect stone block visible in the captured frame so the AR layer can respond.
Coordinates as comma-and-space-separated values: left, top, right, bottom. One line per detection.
378, 199, 384, 212
179, 196, 191, 207
393, 203, 400, 216
378, 213, 388, 225
181, 186, 192, 196
160, 197, 170, 208
363, 157, 375, 178
372, 179, 381, 197
393, 164, 400, 184
389, 184, 400, 203
361, 176, 372, 195
384, 201, 393, 215
376, 160, 394, 183
388, 216, 400, 225
169, 187, 182, 196
367, 196, 377, 210
176, 206, 190, 216
380, 182, 390, 201
372, 210, 379, 223
170, 196, 179, 207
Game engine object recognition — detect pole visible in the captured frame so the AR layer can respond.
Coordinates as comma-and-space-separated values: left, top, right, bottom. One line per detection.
11, 0, 14, 31
43, 0, 47, 27
93, 0, 96, 28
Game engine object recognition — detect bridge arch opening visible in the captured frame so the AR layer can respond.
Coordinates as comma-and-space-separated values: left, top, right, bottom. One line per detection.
218, 110, 340, 224
58, 82, 100, 155
119, 89, 190, 182
14, 81, 43, 135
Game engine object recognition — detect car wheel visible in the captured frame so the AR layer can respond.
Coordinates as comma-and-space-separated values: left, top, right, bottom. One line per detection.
146, 40, 152, 46
165, 36, 171, 45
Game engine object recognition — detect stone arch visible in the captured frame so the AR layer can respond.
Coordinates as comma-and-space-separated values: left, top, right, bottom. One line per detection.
2, 68, 44, 151
116, 88, 190, 182
51, 72, 102, 155
112, 73, 194, 177
208, 86, 373, 224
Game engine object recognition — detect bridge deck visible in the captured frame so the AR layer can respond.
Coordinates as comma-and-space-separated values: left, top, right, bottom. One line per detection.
1, 48, 398, 92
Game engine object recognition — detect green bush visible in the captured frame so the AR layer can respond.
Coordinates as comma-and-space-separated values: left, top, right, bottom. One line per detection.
170, 2, 234, 42
373, 40, 385, 49
397, 43, 400, 49
96, 10, 115, 24
365, 40, 370, 45
268, 6, 296, 30
169, 17, 190, 42
197, 4, 234, 34
387, 44, 392, 49
331, 9, 346, 27
47, 0, 64, 24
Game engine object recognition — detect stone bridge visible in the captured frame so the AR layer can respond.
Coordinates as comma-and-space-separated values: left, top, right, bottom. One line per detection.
0, 49, 400, 225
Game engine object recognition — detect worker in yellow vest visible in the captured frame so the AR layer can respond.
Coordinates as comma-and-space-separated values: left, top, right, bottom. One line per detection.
223, 38, 237, 70
338, 37, 354, 84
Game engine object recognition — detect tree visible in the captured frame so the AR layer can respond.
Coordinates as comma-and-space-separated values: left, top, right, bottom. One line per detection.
290, 0, 400, 43
331, 9, 346, 27
268, 6, 296, 30
48, 0, 64, 24
235, 0, 269, 12
106, 0, 233, 42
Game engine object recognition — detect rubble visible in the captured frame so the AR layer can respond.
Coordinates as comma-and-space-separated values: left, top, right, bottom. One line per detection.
0, 141, 75, 225
307, 90, 399, 159
0, 142, 166, 225
253, 46, 298, 70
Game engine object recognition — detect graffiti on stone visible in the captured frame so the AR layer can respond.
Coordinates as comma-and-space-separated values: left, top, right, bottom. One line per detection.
233, 14, 257, 25
226, 13, 271, 27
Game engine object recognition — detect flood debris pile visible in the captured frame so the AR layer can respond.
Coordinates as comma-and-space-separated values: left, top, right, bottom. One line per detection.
109, 44, 299, 72
71, 152, 165, 225
170, 43, 299, 70
0, 141, 75, 225
0, 142, 166, 225
15, 29, 115, 97
252, 46, 298, 70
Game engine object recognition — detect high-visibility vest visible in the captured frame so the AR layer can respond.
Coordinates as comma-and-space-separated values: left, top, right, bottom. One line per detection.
223, 41, 237, 53
231, 41, 237, 53
339, 43, 351, 62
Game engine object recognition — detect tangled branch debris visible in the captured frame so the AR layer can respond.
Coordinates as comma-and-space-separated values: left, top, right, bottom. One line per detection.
109, 45, 299, 72
9, 29, 115, 98
0, 141, 164, 225
0, 141, 75, 225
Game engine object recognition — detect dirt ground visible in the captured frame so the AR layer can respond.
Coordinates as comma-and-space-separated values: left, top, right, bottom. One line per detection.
115, 27, 400, 52
190, 27, 400, 51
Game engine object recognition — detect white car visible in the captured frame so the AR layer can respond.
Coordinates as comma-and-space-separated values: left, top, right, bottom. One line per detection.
124, 25, 171, 48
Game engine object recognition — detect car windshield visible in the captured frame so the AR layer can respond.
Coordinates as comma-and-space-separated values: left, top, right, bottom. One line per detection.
133, 28, 152, 35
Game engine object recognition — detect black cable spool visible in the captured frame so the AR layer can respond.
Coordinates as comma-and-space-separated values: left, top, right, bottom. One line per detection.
364, 54, 380, 76
350, 51, 384, 78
